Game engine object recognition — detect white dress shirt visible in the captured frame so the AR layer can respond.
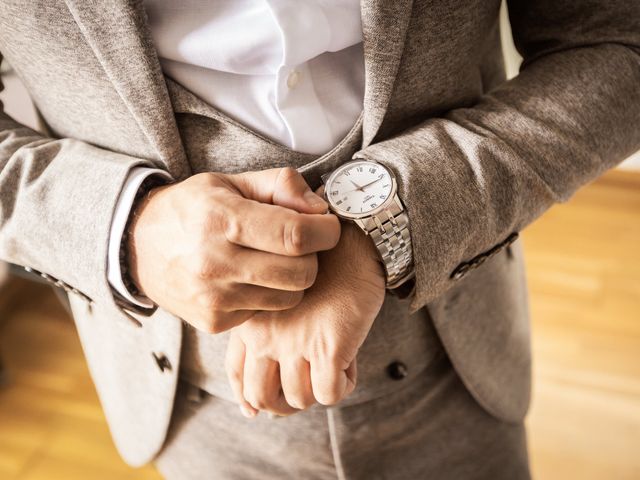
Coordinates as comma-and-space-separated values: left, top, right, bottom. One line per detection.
108, 1, 365, 307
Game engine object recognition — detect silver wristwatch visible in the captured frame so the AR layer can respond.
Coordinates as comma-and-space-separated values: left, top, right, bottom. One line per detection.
322, 159, 415, 289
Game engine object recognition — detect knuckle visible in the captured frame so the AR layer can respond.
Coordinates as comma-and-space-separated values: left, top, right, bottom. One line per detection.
298, 255, 318, 289
223, 214, 243, 245
238, 324, 271, 357
284, 217, 308, 256
202, 204, 225, 236
276, 167, 302, 189
192, 172, 219, 187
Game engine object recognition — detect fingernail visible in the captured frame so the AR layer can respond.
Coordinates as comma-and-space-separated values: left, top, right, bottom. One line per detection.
303, 189, 327, 209
240, 406, 256, 418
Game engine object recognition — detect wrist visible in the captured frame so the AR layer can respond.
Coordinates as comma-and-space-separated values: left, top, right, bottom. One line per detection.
342, 223, 380, 264
337, 223, 385, 288
123, 179, 170, 299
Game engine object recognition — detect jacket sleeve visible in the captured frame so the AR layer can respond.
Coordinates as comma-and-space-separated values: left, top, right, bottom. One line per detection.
0, 52, 168, 307
352, 0, 640, 312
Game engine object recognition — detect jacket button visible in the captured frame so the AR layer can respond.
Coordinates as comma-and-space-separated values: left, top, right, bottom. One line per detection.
152, 352, 172, 373
386, 361, 408, 380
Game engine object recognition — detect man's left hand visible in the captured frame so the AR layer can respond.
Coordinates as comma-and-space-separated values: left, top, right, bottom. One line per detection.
225, 223, 385, 417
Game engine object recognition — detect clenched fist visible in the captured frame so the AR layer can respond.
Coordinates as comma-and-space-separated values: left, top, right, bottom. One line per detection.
127, 168, 341, 333
225, 222, 386, 417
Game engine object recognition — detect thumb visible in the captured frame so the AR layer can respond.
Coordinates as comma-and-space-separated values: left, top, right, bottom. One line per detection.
231, 167, 328, 214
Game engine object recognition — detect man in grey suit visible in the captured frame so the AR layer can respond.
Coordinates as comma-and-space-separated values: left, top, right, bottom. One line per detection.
0, 0, 638, 478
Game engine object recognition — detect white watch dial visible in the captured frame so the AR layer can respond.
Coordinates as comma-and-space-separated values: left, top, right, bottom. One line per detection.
326, 161, 394, 216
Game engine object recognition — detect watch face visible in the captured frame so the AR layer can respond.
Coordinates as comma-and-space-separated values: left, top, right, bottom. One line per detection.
325, 161, 395, 217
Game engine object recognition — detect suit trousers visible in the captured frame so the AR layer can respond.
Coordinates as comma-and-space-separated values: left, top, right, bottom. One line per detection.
154, 353, 530, 480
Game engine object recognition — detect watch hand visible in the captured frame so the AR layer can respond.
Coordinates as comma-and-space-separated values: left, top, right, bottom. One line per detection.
349, 180, 364, 191
360, 177, 383, 191
341, 178, 381, 196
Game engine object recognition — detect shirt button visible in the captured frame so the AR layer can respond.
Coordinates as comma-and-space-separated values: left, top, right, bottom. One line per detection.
386, 361, 408, 380
286, 70, 301, 89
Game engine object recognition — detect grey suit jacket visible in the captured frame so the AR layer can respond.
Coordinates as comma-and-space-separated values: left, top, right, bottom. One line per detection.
1, 0, 639, 467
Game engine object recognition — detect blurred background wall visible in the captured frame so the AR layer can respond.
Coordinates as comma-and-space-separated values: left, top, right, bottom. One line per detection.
498, 4, 640, 170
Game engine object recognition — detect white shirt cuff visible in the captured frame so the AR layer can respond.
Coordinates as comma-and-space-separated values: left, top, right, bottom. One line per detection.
107, 167, 171, 309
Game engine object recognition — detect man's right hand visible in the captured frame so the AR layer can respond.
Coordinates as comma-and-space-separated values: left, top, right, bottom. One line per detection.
126, 168, 341, 334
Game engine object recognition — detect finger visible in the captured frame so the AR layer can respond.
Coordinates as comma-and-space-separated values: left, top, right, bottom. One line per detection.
310, 356, 356, 406
232, 248, 318, 291
221, 284, 304, 312
225, 330, 259, 418
243, 353, 298, 416
221, 198, 341, 256
189, 308, 255, 335
232, 167, 328, 214
280, 357, 315, 410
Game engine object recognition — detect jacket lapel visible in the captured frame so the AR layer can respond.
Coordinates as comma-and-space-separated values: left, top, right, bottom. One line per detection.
359, 0, 414, 147
64, 0, 413, 169
63, 0, 190, 180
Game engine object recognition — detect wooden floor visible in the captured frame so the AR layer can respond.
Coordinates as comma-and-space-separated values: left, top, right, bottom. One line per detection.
0, 170, 638, 479
523, 170, 640, 480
